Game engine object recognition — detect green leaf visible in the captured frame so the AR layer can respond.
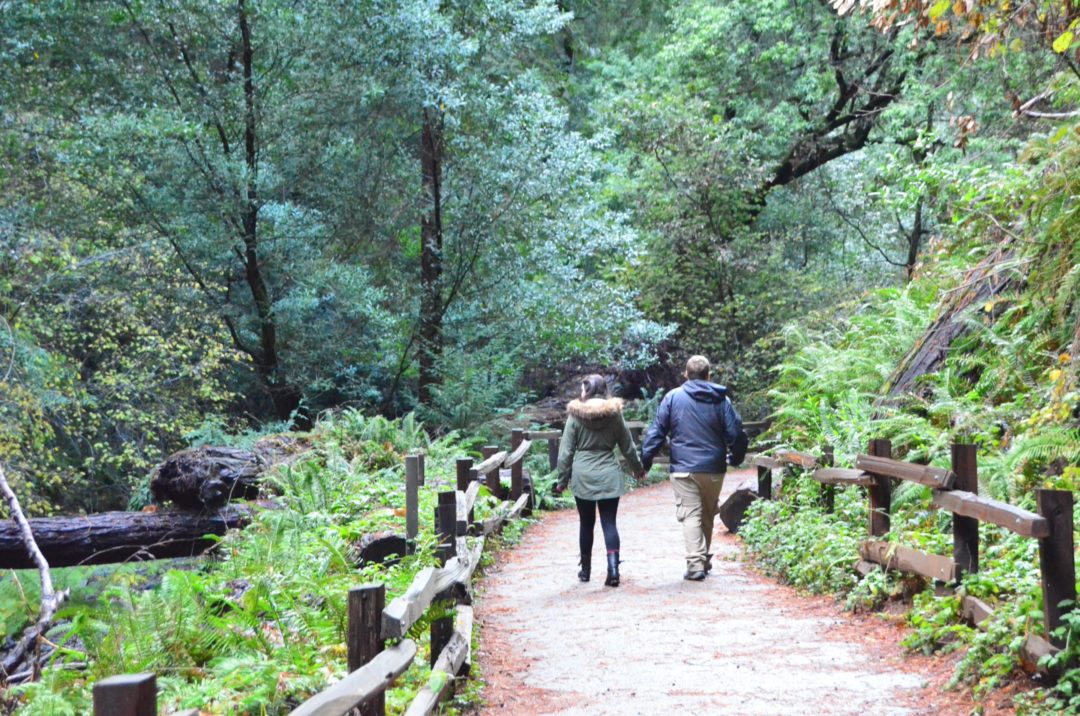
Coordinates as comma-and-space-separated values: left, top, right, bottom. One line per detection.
1053, 30, 1074, 54
928, 0, 951, 22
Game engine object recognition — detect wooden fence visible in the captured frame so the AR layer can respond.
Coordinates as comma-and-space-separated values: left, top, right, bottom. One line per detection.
92, 432, 544, 716
752, 441, 1075, 667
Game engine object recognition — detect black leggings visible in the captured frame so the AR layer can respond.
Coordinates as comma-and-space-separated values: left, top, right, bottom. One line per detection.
575, 496, 620, 555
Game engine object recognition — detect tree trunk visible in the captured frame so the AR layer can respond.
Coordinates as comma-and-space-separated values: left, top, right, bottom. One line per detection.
0, 507, 251, 569
885, 244, 1020, 396
418, 109, 445, 407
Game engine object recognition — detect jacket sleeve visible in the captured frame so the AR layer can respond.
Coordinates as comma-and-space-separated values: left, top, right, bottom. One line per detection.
721, 397, 742, 447
616, 413, 644, 476
556, 417, 577, 489
640, 393, 672, 471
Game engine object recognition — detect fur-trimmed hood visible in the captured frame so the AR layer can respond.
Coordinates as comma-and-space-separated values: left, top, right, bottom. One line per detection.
567, 397, 625, 424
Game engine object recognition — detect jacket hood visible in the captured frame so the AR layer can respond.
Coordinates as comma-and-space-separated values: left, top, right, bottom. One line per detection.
682, 380, 729, 404
567, 397, 625, 423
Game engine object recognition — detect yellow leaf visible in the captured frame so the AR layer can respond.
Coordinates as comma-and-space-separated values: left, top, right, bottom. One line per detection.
983, 301, 994, 312
1050, 369, 1063, 382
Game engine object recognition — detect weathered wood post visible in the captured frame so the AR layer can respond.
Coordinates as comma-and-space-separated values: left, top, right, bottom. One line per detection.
547, 437, 559, 472
429, 612, 454, 669
867, 439, 892, 537
481, 445, 504, 499
405, 455, 420, 544
348, 583, 386, 716
756, 463, 772, 500
951, 443, 979, 577
93, 673, 156, 716
510, 429, 524, 501
1037, 489, 1076, 648
821, 445, 835, 514
436, 491, 457, 564
417, 451, 426, 486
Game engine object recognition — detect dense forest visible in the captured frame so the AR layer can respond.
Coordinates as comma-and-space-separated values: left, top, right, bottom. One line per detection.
3, 0, 1080, 713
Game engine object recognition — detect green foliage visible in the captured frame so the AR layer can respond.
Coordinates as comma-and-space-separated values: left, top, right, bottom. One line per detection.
739, 484, 862, 595
5, 411, 490, 714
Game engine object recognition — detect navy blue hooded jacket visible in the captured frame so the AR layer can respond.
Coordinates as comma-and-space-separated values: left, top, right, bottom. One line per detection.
640, 380, 742, 474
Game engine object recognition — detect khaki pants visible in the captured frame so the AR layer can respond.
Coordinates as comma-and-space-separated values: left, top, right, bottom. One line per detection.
670, 472, 725, 572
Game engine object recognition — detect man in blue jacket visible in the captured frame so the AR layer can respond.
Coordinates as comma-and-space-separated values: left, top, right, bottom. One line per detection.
640, 355, 742, 581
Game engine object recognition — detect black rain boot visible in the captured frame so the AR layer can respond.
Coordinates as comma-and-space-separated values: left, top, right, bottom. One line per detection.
604, 551, 620, 587
578, 554, 591, 582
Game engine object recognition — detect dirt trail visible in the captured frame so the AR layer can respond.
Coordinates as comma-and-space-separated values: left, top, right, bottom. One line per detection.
473, 469, 973, 715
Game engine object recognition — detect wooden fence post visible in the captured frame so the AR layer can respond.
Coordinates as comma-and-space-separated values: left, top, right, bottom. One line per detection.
482, 445, 504, 499
951, 443, 979, 577
430, 613, 454, 669
510, 429, 524, 501
867, 439, 892, 537
436, 491, 457, 564
1037, 489, 1076, 648
547, 437, 559, 472
417, 452, 426, 486
821, 445, 835, 514
348, 583, 386, 716
455, 457, 471, 493
757, 464, 772, 500
405, 456, 420, 544
93, 673, 156, 716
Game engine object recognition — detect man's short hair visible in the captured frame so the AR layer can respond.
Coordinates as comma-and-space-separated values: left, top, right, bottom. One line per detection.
685, 355, 710, 380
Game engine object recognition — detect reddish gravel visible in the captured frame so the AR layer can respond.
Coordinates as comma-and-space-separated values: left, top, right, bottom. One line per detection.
471, 469, 1017, 715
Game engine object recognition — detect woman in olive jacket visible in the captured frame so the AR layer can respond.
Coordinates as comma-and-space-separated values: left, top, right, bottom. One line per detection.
554, 375, 644, 587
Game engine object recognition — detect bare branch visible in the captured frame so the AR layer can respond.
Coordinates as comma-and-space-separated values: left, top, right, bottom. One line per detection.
0, 463, 67, 683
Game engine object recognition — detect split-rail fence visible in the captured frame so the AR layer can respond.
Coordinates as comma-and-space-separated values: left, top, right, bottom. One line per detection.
751, 440, 1075, 671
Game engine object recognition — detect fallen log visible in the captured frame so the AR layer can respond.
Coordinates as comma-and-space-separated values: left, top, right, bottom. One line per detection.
0, 507, 251, 569
150, 436, 308, 510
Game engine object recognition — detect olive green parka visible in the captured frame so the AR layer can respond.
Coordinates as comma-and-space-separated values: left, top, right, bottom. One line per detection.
556, 398, 644, 500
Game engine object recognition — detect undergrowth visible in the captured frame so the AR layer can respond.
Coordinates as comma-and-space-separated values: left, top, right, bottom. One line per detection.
744, 132, 1080, 713
2, 409, 540, 715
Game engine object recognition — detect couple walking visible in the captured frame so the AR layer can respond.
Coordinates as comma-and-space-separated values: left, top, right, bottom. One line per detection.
553, 355, 743, 586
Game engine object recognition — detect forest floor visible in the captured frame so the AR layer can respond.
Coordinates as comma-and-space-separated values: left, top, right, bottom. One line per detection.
471, 468, 1020, 715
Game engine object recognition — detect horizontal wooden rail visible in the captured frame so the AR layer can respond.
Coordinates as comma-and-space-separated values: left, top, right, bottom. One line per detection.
382, 540, 486, 639
404, 631, 469, 716
289, 640, 417, 716
455, 606, 474, 676
854, 454, 955, 489
462, 481, 480, 516
931, 490, 1049, 537
776, 449, 819, 469
479, 494, 530, 536
473, 451, 508, 476
811, 467, 875, 487
750, 455, 781, 470
503, 439, 532, 467
524, 430, 560, 441
960, 595, 1060, 675
382, 567, 439, 639
961, 595, 993, 627
860, 540, 957, 583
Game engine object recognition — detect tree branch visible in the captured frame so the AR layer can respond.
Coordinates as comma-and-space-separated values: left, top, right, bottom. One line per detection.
0, 463, 67, 683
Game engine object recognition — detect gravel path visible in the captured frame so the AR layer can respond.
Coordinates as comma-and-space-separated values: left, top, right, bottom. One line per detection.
473, 469, 970, 715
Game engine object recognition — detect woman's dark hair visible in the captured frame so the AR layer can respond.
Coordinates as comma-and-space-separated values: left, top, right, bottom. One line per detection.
580, 374, 609, 400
